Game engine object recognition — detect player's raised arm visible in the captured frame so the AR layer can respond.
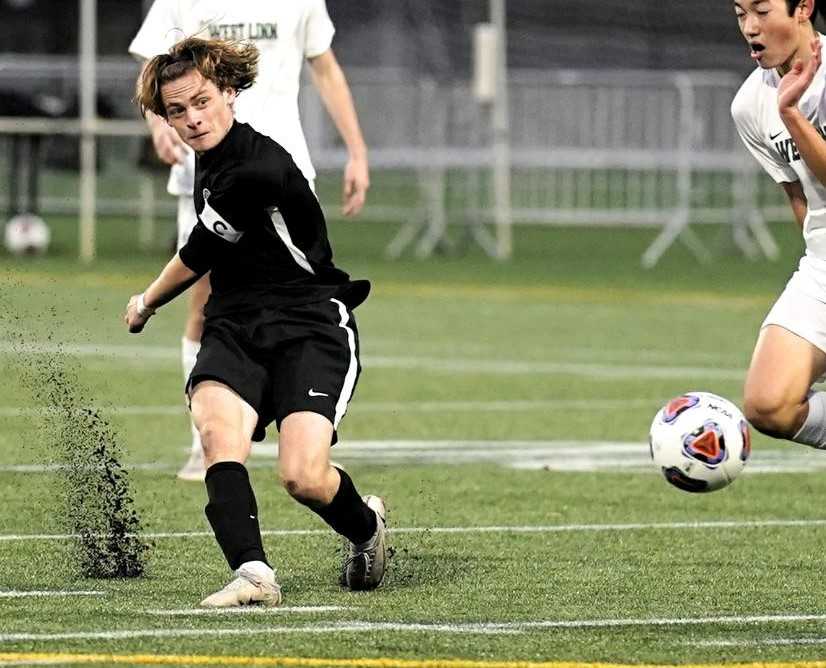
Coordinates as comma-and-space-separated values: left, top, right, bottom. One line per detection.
778, 37, 826, 185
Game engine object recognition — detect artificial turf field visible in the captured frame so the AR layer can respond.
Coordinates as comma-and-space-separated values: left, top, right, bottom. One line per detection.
2, 215, 826, 666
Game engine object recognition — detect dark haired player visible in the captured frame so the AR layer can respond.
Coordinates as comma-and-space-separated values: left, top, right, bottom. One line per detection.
731, 0, 826, 448
126, 37, 385, 607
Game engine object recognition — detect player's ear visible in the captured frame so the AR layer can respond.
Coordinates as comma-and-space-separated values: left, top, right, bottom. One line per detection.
223, 87, 237, 108
798, 0, 815, 22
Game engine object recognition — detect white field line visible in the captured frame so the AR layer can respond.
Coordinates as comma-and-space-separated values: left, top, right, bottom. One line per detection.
0, 591, 104, 598
0, 342, 177, 361
0, 398, 663, 418
0, 463, 171, 473
0, 623, 519, 642
365, 355, 745, 380
689, 637, 826, 647
2, 614, 826, 643
251, 440, 826, 474
142, 606, 350, 615
0, 341, 745, 379
4, 518, 826, 542
0, 438, 821, 474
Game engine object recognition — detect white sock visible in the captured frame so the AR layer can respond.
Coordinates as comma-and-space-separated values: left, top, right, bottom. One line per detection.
238, 560, 274, 581
182, 337, 202, 455
792, 391, 826, 449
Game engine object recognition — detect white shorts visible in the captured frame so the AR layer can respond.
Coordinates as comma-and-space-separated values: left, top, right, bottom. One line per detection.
762, 266, 826, 355
176, 195, 199, 250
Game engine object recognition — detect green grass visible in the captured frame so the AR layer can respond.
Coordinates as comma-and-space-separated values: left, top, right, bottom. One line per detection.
0, 216, 821, 665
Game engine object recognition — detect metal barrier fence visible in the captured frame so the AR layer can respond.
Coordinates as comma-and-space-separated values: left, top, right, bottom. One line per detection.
0, 56, 789, 264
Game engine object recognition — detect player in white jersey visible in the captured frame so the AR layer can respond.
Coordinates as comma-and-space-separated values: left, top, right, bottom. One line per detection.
129, 0, 369, 480
731, 0, 826, 448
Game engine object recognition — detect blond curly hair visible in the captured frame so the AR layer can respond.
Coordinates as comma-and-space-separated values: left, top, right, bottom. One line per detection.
136, 36, 259, 118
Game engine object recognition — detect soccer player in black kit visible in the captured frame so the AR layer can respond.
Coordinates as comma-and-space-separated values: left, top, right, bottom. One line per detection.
126, 37, 386, 607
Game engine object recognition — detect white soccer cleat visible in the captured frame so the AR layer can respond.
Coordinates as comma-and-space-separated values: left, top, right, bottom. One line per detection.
200, 563, 282, 608
341, 495, 387, 591
176, 447, 206, 482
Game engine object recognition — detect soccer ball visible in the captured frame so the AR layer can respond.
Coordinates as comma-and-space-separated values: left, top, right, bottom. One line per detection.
4, 214, 51, 255
649, 391, 751, 493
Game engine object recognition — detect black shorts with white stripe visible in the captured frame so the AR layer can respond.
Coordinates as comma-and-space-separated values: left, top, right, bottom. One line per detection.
187, 298, 361, 444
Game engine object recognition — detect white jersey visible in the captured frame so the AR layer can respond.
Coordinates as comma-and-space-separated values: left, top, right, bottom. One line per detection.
129, 0, 334, 195
732, 35, 826, 294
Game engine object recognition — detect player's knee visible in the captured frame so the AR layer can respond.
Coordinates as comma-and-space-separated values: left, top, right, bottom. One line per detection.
198, 418, 236, 452
279, 465, 327, 505
743, 391, 798, 436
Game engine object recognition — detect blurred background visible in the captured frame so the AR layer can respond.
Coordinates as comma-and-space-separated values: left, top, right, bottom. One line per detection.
0, 0, 798, 265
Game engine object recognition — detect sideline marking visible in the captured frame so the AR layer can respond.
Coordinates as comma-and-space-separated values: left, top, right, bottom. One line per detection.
0, 591, 103, 598
3, 656, 826, 668
4, 519, 826, 543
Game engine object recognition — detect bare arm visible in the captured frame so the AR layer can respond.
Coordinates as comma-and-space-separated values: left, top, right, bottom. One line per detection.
782, 180, 808, 230
124, 254, 200, 333
308, 49, 369, 216
138, 61, 187, 166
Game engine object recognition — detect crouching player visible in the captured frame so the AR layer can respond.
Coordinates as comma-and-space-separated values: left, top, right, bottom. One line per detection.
125, 37, 386, 606
732, 0, 826, 446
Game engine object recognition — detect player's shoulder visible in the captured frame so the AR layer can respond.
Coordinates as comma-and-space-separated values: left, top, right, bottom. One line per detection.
235, 123, 293, 162
731, 67, 772, 126
229, 123, 296, 184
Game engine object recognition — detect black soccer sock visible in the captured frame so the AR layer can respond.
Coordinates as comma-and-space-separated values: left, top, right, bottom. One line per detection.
204, 461, 269, 570
312, 467, 377, 545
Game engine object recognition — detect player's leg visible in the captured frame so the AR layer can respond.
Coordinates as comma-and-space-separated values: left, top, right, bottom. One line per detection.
189, 380, 280, 607
177, 194, 211, 481
271, 298, 386, 590
744, 324, 826, 446
277, 410, 386, 591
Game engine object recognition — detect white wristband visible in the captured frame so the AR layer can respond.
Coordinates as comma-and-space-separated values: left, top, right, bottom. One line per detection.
136, 293, 156, 318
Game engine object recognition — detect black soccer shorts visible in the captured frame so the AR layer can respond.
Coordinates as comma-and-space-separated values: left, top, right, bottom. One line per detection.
187, 298, 361, 443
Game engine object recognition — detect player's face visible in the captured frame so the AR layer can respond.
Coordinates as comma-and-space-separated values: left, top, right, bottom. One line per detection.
161, 70, 236, 152
734, 0, 811, 70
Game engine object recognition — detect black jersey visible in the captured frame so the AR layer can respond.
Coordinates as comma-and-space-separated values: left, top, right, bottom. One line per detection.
178, 121, 369, 318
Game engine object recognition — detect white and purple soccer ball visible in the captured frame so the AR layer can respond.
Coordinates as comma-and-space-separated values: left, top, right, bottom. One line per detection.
649, 391, 751, 493
4, 214, 50, 256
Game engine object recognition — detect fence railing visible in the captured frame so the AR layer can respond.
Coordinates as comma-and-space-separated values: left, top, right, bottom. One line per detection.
0, 58, 786, 264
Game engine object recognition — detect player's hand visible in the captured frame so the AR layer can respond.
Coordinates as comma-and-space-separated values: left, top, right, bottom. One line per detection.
151, 122, 187, 166
778, 36, 822, 113
124, 294, 152, 334
342, 156, 369, 217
